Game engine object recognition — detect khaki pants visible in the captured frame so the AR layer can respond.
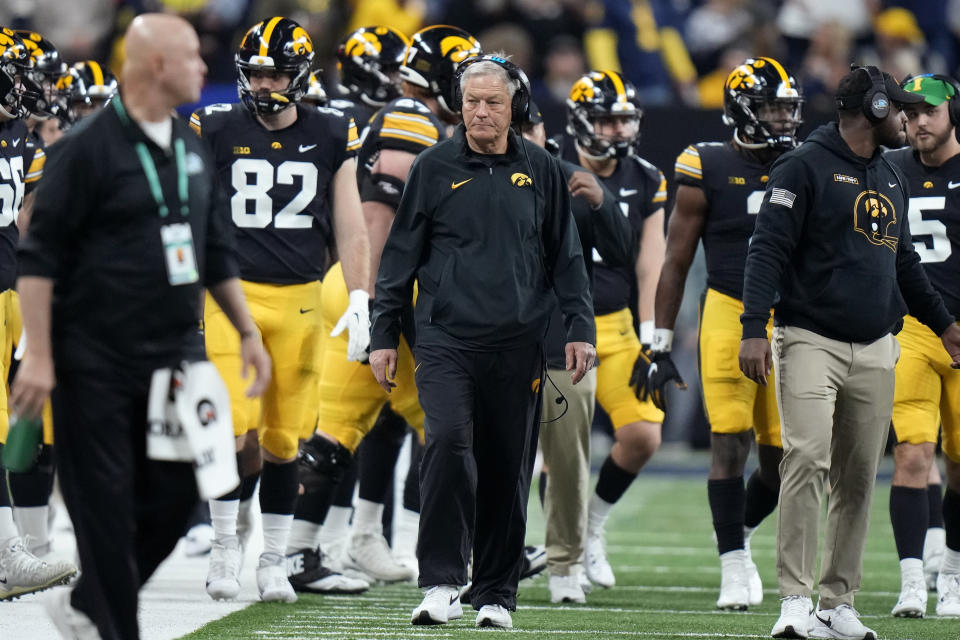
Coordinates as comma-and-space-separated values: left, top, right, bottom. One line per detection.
539, 367, 596, 576
773, 326, 898, 608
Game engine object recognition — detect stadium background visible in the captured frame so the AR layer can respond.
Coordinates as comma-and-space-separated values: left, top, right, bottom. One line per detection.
0, 0, 952, 450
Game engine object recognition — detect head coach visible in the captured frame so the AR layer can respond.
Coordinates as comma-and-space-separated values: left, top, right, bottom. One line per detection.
369, 53, 595, 628
739, 64, 960, 639
10, 14, 270, 639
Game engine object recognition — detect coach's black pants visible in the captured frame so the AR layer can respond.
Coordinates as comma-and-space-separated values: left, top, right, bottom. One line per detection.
52, 368, 197, 640
414, 341, 543, 611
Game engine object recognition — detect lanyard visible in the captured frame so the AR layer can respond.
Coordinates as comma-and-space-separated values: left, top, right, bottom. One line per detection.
112, 97, 189, 217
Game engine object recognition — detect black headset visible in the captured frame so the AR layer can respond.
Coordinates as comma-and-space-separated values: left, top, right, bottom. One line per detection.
900, 72, 960, 127
452, 54, 531, 123
836, 65, 890, 122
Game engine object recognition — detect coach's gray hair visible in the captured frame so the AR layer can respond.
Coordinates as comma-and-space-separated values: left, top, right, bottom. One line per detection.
459, 51, 517, 99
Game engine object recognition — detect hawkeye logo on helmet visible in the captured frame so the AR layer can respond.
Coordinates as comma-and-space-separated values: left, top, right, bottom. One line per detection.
345, 32, 380, 57
440, 35, 478, 63
511, 173, 532, 188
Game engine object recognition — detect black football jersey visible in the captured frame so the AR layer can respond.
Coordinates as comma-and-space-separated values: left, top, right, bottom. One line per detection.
0, 120, 43, 291
558, 135, 666, 315
885, 147, 960, 317
328, 95, 376, 132
357, 96, 446, 195
190, 103, 359, 284
674, 141, 773, 301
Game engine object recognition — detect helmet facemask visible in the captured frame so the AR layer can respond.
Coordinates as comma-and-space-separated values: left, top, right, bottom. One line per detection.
237, 59, 311, 116
725, 94, 803, 150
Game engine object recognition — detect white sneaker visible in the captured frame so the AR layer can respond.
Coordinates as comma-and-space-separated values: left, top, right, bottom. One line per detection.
393, 553, 419, 582
205, 536, 242, 600
578, 567, 594, 594
347, 531, 416, 583
771, 595, 812, 639
937, 572, 960, 617
809, 604, 876, 639
286, 546, 369, 593
411, 585, 462, 625
891, 575, 927, 618
0, 536, 77, 601
549, 572, 586, 604
717, 550, 749, 610
476, 603, 513, 628
256, 553, 297, 603
322, 539, 375, 584
585, 530, 615, 588
183, 523, 215, 557
924, 527, 946, 591
43, 588, 100, 640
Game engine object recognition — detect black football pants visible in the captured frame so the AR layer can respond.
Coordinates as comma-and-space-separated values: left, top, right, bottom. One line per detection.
414, 342, 543, 611
52, 368, 197, 640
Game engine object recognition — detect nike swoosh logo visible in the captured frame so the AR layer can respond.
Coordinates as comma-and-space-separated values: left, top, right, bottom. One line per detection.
888, 182, 897, 188
415, 362, 422, 373
449, 594, 458, 605
299, 144, 317, 152
949, 181, 960, 189
619, 188, 637, 197
451, 178, 473, 190
815, 613, 832, 628
11, 138, 19, 146
619, 329, 629, 336
299, 308, 314, 314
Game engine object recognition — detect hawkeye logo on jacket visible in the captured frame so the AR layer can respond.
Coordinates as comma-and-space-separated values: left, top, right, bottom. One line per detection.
511, 172, 532, 187
853, 190, 898, 252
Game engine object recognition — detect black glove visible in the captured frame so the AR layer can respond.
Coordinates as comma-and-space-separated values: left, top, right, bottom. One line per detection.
633, 350, 686, 411
629, 344, 654, 399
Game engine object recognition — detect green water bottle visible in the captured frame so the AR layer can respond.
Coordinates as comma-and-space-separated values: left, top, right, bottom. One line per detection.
2, 414, 42, 473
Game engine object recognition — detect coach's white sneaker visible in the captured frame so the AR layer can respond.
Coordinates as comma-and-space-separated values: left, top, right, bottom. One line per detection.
347, 531, 415, 583
891, 575, 927, 618
0, 536, 77, 601
476, 604, 513, 628
43, 588, 100, 640
549, 572, 586, 604
937, 572, 960, 616
256, 553, 297, 603
924, 527, 945, 591
717, 549, 750, 610
205, 536, 242, 600
584, 530, 615, 588
411, 585, 462, 625
771, 595, 812, 639
809, 604, 876, 639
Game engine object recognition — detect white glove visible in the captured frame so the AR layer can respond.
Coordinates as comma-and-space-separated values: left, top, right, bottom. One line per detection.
330, 289, 371, 362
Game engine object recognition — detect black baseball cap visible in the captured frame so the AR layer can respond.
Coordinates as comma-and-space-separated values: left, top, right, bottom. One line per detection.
520, 98, 543, 126
836, 67, 925, 111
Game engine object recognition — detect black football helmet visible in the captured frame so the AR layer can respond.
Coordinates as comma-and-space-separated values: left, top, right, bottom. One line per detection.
303, 71, 328, 106
236, 17, 314, 115
399, 24, 481, 115
56, 60, 117, 126
16, 31, 64, 119
0, 28, 29, 119
336, 25, 409, 107
566, 70, 643, 159
722, 57, 803, 150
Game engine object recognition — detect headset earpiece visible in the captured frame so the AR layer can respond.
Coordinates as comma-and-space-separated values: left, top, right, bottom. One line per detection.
861, 65, 890, 123
453, 54, 531, 122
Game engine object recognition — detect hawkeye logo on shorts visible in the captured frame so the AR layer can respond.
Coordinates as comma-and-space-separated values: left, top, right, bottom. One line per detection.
511, 173, 532, 188
834, 173, 859, 185
853, 190, 898, 252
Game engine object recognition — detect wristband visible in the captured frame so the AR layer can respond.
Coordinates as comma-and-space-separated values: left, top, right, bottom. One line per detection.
651, 328, 673, 352
639, 321, 654, 345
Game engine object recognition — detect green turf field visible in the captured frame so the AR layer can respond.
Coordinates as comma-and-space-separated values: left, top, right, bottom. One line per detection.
184, 472, 955, 639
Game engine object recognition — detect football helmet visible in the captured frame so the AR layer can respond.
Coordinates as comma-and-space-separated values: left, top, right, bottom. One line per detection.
0, 28, 28, 119
236, 16, 314, 115
15, 31, 64, 119
400, 25, 481, 115
566, 70, 643, 159
56, 60, 117, 125
722, 57, 803, 150
336, 25, 410, 107
303, 71, 328, 106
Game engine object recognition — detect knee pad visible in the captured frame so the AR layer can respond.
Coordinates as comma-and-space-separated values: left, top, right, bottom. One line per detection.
298, 434, 353, 494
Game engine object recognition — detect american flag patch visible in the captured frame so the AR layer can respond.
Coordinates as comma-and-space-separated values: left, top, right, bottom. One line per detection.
769, 188, 797, 208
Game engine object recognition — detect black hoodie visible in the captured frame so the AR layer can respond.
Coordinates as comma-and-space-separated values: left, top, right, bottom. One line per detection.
741, 123, 954, 344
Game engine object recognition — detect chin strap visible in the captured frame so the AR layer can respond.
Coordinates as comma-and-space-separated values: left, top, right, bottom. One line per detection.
733, 128, 768, 150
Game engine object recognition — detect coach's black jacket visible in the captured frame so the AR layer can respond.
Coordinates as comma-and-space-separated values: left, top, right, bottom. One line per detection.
741, 122, 954, 344
371, 125, 595, 352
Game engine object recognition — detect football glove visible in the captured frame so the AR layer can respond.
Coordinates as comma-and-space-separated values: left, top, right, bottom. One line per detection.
634, 350, 686, 411
330, 289, 371, 362
629, 344, 654, 399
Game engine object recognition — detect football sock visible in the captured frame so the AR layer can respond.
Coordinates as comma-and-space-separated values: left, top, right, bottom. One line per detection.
594, 456, 637, 505
358, 409, 407, 503
743, 468, 779, 529
944, 488, 960, 553
708, 477, 745, 554
331, 458, 357, 508
943, 547, 960, 574
239, 471, 260, 502
209, 499, 239, 539
262, 513, 293, 558
900, 557, 924, 582
318, 505, 352, 547
353, 498, 384, 535
929, 483, 945, 528
260, 461, 298, 557
287, 518, 320, 554
12, 506, 48, 553
587, 493, 615, 535
394, 508, 419, 560
890, 486, 927, 559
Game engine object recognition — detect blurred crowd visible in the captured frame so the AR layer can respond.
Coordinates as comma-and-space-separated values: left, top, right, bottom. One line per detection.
4, 1, 960, 128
